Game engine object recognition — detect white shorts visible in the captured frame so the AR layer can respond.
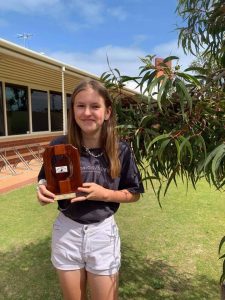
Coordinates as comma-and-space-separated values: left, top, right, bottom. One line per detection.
51, 212, 121, 275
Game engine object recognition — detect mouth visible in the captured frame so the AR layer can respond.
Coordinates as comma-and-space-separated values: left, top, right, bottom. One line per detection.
81, 119, 95, 125
82, 119, 95, 122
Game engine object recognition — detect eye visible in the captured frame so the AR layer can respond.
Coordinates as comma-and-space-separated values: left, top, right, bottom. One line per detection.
92, 105, 100, 109
75, 104, 85, 108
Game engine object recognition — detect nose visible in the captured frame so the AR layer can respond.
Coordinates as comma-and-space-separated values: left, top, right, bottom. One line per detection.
84, 106, 91, 115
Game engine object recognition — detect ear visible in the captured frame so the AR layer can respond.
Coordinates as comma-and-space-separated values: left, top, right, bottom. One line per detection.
104, 106, 112, 120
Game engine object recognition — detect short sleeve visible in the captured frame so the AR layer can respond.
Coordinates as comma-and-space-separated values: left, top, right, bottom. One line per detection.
118, 142, 144, 194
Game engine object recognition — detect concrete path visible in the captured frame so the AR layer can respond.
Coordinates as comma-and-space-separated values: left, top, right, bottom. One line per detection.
0, 160, 41, 194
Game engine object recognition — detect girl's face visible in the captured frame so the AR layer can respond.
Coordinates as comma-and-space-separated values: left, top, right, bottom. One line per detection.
73, 87, 111, 139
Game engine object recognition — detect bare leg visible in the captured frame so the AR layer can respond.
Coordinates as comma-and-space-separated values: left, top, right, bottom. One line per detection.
87, 272, 119, 300
57, 268, 87, 300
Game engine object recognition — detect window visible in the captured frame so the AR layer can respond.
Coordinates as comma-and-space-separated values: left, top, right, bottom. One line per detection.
31, 89, 49, 132
50, 91, 63, 131
0, 82, 5, 136
6, 83, 29, 135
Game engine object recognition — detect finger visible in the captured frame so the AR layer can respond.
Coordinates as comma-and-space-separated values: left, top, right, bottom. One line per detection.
37, 196, 53, 205
70, 195, 87, 203
81, 182, 93, 187
38, 185, 55, 198
77, 187, 90, 193
37, 190, 55, 204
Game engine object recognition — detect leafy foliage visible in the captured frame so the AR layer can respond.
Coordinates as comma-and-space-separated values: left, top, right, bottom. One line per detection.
101, 55, 225, 200
176, 1, 225, 283
101, 53, 225, 283
176, 0, 225, 67
100, 0, 225, 283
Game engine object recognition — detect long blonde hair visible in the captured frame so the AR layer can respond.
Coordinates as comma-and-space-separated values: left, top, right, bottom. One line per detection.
67, 78, 121, 178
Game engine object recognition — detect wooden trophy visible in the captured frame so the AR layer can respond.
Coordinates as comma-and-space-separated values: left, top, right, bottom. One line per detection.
43, 144, 82, 200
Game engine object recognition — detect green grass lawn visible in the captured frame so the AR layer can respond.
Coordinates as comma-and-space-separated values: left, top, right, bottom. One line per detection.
0, 180, 224, 299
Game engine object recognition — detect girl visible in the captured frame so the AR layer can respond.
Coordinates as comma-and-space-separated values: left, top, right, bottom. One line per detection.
37, 78, 144, 300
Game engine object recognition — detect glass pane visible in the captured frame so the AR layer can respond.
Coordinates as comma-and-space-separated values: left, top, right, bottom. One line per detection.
6, 84, 29, 135
50, 92, 63, 131
31, 89, 49, 132
0, 82, 5, 136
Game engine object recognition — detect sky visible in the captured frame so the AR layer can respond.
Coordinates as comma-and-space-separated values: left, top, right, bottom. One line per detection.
0, 0, 194, 81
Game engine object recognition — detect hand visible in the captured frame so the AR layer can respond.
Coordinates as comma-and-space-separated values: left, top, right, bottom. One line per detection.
70, 182, 108, 203
37, 184, 55, 205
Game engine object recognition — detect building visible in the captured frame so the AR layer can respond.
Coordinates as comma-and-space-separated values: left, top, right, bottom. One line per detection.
0, 39, 135, 148
0, 38, 104, 147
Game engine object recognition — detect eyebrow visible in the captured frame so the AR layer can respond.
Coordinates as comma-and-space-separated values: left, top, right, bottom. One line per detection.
75, 101, 101, 105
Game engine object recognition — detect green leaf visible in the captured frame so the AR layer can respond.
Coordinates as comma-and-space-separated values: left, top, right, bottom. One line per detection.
158, 138, 171, 164
179, 136, 193, 164
120, 75, 140, 83
139, 115, 155, 127
157, 76, 169, 110
116, 124, 136, 129
194, 135, 207, 158
114, 68, 121, 77
163, 56, 179, 63
147, 133, 171, 152
147, 75, 165, 107
164, 167, 178, 196
177, 72, 201, 88
219, 254, 225, 260
204, 144, 225, 173
175, 78, 193, 114
211, 144, 225, 182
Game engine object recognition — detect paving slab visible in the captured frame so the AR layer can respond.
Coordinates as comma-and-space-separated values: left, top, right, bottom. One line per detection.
0, 160, 41, 194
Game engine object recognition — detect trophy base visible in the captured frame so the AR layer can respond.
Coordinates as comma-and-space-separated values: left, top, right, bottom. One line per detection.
54, 192, 76, 201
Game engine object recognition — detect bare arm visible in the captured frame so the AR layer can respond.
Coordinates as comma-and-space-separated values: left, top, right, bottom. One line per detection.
104, 188, 140, 203
71, 182, 140, 203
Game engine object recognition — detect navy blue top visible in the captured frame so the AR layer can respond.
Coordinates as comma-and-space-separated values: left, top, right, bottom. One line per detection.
38, 135, 144, 224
